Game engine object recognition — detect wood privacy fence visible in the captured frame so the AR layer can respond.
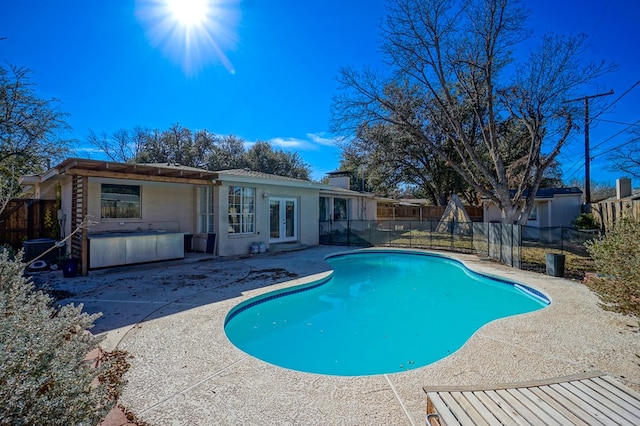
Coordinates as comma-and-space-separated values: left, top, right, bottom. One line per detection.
0, 198, 58, 249
377, 204, 483, 222
591, 199, 640, 232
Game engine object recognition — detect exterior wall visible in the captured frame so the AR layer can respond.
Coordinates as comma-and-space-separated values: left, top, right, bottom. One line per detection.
84, 178, 196, 234
216, 182, 320, 257
484, 195, 581, 227
550, 194, 581, 227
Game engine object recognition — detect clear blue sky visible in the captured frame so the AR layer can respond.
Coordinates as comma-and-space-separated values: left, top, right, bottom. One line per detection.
1, 0, 639, 183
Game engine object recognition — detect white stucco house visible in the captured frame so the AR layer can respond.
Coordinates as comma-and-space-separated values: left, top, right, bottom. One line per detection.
19, 158, 376, 273
483, 187, 583, 229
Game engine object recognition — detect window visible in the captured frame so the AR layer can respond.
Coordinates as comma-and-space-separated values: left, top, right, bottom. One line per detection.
198, 186, 214, 233
319, 197, 330, 221
528, 205, 538, 221
333, 198, 349, 221
101, 184, 140, 219
228, 186, 255, 234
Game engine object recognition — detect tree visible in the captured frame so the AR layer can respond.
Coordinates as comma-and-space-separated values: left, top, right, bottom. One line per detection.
244, 141, 311, 180
89, 125, 313, 179
86, 126, 149, 163
339, 122, 476, 204
0, 64, 73, 198
606, 130, 640, 179
208, 134, 246, 170
332, 0, 610, 223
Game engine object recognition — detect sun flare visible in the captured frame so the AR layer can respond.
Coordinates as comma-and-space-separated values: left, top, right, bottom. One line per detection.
166, 0, 208, 28
135, 0, 240, 75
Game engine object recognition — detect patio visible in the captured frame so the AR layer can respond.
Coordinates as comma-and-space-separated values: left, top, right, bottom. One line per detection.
35, 246, 640, 425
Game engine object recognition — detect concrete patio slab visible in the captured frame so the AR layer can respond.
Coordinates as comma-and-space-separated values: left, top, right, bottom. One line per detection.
34, 246, 640, 425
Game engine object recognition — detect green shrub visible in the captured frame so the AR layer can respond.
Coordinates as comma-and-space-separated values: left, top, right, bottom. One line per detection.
585, 219, 640, 317
572, 213, 599, 230
0, 251, 119, 425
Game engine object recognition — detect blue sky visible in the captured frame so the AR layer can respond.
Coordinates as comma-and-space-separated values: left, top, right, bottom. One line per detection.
1, 0, 639, 184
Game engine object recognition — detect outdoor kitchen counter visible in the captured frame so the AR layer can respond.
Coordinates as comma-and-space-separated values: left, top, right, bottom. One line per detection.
88, 231, 185, 269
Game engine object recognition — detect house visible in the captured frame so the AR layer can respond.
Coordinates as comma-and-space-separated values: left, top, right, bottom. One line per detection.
20, 158, 373, 273
483, 187, 583, 228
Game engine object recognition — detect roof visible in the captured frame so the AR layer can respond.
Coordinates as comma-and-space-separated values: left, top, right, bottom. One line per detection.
213, 169, 328, 189
480, 187, 583, 200
21, 158, 218, 185
523, 187, 583, 199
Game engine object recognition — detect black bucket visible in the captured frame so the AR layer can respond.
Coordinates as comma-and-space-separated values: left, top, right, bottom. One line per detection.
545, 253, 565, 277
61, 258, 79, 278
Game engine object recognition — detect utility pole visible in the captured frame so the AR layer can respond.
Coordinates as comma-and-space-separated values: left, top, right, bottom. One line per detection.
565, 90, 614, 207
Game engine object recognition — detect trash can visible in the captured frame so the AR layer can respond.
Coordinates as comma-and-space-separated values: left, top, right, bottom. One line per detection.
183, 233, 193, 253
545, 253, 565, 277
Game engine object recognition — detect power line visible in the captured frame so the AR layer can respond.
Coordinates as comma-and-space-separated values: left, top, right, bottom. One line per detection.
564, 90, 614, 204
591, 135, 640, 159
592, 80, 640, 121
590, 118, 640, 152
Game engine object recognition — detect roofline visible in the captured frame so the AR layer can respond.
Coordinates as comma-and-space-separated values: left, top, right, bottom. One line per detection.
213, 172, 329, 189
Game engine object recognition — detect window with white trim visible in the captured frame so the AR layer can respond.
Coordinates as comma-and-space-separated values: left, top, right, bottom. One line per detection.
228, 186, 255, 234
198, 186, 214, 233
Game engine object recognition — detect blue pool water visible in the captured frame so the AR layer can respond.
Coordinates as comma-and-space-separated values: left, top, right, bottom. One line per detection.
224, 250, 549, 376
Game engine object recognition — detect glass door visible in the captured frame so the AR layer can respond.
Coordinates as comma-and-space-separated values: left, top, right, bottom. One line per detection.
269, 197, 297, 243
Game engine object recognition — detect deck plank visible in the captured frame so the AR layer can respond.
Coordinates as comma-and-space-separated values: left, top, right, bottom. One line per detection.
423, 372, 640, 426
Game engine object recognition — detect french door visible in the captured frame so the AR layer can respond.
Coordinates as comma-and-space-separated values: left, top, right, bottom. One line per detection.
269, 197, 297, 243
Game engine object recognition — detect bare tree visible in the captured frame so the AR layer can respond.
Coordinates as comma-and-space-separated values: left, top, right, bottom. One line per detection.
0, 64, 73, 197
86, 126, 149, 163
332, 0, 611, 223
606, 131, 640, 179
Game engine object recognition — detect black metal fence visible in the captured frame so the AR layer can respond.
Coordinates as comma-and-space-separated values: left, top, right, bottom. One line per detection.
319, 220, 521, 267
320, 220, 600, 277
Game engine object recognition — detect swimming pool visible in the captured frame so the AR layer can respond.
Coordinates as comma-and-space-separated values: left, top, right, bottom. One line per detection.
224, 250, 549, 376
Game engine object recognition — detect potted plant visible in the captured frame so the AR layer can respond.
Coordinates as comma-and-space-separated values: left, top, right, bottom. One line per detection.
59, 252, 78, 278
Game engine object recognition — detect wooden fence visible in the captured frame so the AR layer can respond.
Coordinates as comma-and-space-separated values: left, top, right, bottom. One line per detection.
0, 198, 58, 249
377, 204, 483, 222
591, 199, 640, 232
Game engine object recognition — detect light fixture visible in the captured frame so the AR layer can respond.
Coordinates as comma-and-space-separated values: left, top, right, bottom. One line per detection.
262, 192, 269, 199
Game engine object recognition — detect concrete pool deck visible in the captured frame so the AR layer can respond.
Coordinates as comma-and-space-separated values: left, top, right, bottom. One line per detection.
35, 246, 639, 425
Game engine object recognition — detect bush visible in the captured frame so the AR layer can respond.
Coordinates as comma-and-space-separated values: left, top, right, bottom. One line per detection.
585, 219, 640, 317
0, 251, 120, 425
572, 213, 599, 230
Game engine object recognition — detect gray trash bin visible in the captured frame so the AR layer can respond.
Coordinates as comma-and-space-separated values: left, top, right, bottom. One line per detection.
545, 253, 565, 277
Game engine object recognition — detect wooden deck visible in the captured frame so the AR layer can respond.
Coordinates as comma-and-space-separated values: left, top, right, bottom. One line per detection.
424, 371, 640, 425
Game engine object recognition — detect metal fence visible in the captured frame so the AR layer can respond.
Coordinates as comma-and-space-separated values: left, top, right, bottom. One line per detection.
319, 220, 521, 268
320, 220, 601, 277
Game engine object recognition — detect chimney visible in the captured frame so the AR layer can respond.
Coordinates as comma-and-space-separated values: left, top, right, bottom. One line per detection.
616, 178, 632, 199
328, 176, 350, 190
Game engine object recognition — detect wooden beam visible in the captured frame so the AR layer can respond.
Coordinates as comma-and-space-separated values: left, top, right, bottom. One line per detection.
66, 168, 215, 185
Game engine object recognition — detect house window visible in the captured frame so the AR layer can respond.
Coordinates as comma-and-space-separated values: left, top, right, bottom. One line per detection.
319, 197, 330, 221
528, 205, 538, 221
198, 186, 214, 233
333, 198, 349, 221
228, 186, 255, 234
101, 184, 141, 219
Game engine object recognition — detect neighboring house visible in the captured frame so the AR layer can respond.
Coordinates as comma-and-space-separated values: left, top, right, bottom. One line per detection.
377, 198, 484, 222
483, 187, 583, 228
19, 158, 356, 273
